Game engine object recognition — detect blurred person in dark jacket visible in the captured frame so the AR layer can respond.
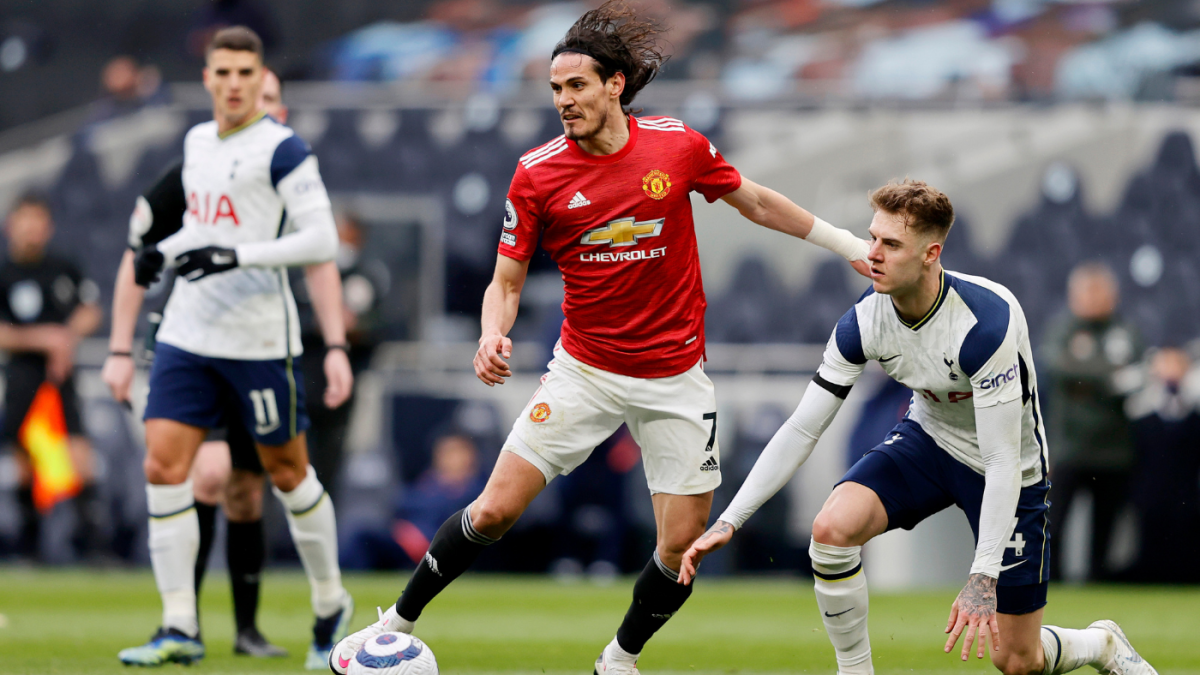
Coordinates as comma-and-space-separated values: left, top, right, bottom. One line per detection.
1123, 346, 1200, 583
0, 193, 103, 560
341, 434, 484, 570
1043, 262, 1143, 581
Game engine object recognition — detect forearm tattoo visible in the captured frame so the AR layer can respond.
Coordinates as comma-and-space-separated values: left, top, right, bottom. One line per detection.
957, 573, 997, 615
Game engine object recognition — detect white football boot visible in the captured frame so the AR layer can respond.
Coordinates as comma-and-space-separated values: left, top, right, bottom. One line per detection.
1090, 620, 1158, 675
328, 605, 407, 675
593, 642, 640, 675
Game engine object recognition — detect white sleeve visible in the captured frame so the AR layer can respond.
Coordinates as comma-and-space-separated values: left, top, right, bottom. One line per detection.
235, 153, 337, 268
805, 217, 869, 262
235, 208, 337, 268
964, 317, 1023, 578
718, 379, 848, 529
970, 398, 1023, 578
718, 319, 866, 529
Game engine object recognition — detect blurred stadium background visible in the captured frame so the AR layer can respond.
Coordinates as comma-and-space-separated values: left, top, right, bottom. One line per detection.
1, 0, 1200, 670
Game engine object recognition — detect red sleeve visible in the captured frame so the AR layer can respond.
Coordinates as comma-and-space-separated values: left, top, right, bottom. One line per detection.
497, 165, 543, 261
689, 128, 742, 203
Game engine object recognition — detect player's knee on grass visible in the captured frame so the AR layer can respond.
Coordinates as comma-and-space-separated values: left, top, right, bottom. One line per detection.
991, 647, 1043, 675
223, 469, 264, 521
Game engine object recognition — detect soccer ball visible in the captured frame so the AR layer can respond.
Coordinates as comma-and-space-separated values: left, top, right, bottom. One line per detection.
347, 632, 438, 675
348, 633, 437, 675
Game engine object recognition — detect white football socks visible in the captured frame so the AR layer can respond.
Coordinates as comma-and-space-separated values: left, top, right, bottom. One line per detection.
273, 466, 345, 618
1041, 625, 1108, 674
810, 539, 873, 675
146, 480, 200, 638
604, 636, 640, 669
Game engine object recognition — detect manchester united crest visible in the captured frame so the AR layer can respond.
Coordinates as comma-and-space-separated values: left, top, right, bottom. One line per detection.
529, 402, 551, 423
642, 169, 671, 200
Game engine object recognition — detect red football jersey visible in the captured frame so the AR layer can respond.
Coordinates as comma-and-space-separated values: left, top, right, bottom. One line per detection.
499, 115, 742, 378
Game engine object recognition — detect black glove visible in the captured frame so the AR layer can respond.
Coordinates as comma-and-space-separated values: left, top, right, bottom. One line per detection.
133, 245, 165, 287
177, 246, 239, 281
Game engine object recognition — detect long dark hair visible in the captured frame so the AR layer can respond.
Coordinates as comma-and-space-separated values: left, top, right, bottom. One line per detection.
552, 1, 668, 112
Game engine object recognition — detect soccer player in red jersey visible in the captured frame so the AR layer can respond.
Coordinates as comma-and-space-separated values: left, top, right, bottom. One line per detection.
330, 4, 869, 673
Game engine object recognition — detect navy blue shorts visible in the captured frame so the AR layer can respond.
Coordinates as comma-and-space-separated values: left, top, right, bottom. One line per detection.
841, 419, 1050, 615
144, 342, 309, 447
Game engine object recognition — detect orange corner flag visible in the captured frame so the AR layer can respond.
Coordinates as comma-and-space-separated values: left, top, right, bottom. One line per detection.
19, 382, 81, 513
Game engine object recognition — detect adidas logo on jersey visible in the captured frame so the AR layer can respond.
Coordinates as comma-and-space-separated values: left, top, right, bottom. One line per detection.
567, 192, 591, 209
699, 456, 719, 472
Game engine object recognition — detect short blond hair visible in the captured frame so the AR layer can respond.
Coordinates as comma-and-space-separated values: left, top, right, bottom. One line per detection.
869, 179, 955, 241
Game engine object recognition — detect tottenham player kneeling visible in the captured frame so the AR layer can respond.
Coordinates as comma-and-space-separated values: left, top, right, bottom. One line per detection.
681, 180, 1157, 675
116, 27, 352, 669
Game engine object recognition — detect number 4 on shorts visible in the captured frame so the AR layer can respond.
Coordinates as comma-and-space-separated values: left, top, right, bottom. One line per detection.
703, 412, 717, 452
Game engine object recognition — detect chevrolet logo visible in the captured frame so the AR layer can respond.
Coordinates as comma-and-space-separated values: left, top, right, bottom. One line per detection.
580, 217, 664, 247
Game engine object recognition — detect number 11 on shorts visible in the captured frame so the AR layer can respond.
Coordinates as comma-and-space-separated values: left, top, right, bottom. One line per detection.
249, 388, 281, 435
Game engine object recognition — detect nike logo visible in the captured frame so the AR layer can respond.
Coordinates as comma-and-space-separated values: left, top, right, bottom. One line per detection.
212, 253, 235, 266
999, 560, 1026, 572
879, 355, 900, 362
338, 655, 351, 669
824, 608, 855, 618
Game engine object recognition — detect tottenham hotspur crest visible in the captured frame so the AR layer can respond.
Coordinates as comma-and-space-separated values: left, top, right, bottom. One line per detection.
944, 355, 958, 381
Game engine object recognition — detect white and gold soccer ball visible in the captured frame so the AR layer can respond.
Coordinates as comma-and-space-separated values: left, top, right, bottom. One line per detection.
347, 632, 438, 675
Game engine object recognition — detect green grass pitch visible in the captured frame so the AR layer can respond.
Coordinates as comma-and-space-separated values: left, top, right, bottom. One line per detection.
0, 569, 1197, 674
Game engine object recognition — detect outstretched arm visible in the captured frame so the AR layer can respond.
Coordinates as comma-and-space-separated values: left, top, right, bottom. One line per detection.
680, 370, 859, 584
720, 178, 870, 275
474, 254, 530, 386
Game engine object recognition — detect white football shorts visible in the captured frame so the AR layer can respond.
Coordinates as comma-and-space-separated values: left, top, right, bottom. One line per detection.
503, 342, 721, 495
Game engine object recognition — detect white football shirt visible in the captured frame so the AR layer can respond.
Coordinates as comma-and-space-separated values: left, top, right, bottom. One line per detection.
154, 114, 334, 360
820, 270, 1049, 485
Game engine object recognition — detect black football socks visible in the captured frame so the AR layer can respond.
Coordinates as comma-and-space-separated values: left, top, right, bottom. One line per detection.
193, 502, 218, 592
227, 519, 266, 634
396, 506, 497, 622
615, 551, 694, 654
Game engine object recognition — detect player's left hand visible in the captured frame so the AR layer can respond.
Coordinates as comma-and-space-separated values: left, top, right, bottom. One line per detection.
323, 346, 354, 409
177, 246, 239, 281
944, 573, 1001, 661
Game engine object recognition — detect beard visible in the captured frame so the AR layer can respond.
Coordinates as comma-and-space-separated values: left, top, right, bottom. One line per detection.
563, 106, 607, 141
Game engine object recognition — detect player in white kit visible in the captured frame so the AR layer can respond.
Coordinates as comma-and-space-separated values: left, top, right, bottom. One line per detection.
681, 181, 1157, 675
117, 27, 352, 669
